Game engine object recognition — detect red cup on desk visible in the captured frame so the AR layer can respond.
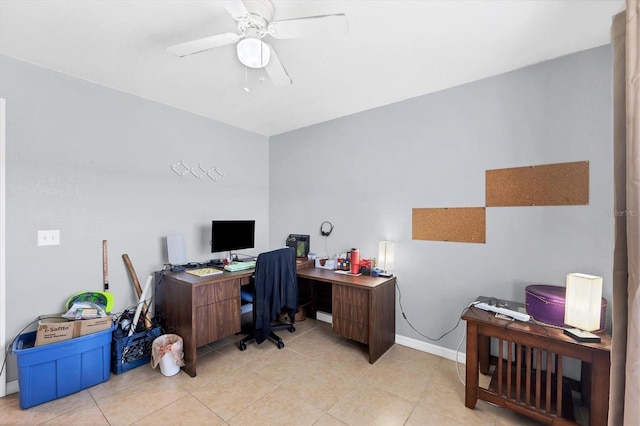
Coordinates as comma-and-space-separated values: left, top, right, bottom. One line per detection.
350, 249, 360, 274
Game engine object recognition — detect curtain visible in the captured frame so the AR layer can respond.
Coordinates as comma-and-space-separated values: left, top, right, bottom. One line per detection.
610, 1, 640, 425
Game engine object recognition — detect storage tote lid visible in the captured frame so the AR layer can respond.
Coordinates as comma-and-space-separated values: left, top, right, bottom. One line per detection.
525, 284, 567, 304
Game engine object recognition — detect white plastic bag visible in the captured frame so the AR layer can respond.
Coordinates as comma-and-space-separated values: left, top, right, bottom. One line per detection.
62, 301, 107, 319
151, 334, 184, 376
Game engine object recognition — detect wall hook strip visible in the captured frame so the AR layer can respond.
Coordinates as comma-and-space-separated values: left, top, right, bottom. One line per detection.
170, 161, 225, 181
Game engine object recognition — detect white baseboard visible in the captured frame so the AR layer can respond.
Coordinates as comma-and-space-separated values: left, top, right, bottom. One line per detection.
315, 311, 332, 324
394, 334, 466, 365
6, 380, 18, 395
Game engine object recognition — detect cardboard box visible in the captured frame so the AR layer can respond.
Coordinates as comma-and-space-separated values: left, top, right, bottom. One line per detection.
35, 315, 113, 346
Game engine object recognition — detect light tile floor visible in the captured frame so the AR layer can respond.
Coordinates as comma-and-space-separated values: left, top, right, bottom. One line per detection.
1, 319, 547, 425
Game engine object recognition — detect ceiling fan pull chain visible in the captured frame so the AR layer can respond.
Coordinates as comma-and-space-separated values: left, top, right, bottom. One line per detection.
244, 66, 250, 92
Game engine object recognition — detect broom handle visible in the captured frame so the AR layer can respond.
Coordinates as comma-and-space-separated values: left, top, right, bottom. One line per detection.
122, 254, 152, 328
122, 254, 142, 296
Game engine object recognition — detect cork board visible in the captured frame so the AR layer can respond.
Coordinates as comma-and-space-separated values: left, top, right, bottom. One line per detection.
412, 207, 486, 243
486, 161, 589, 207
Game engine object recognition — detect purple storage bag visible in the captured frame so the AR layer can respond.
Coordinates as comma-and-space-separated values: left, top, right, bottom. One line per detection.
525, 284, 607, 331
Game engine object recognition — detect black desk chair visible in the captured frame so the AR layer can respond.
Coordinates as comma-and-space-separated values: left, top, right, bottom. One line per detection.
238, 247, 298, 351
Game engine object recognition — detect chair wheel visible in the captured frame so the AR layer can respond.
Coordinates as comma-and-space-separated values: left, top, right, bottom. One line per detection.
239, 342, 247, 351
288, 326, 295, 333
277, 340, 284, 349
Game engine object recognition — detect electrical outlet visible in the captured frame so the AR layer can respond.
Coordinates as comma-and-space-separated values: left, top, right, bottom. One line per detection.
38, 230, 60, 246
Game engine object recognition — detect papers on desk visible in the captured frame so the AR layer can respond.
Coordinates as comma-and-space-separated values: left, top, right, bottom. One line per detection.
186, 267, 223, 277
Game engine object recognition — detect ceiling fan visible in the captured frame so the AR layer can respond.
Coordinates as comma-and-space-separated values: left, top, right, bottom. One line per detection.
166, 0, 349, 87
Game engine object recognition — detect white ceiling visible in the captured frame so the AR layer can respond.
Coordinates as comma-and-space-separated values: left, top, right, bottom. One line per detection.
0, 0, 623, 137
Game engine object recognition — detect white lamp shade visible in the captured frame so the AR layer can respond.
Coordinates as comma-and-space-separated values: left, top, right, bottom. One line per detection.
564, 273, 603, 332
378, 241, 394, 272
237, 38, 270, 68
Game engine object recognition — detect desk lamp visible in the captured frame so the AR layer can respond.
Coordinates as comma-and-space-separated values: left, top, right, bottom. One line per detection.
563, 273, 603, 342
378, 241, 394, 278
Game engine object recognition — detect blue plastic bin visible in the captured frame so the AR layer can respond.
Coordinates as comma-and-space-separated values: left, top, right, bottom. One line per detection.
13, 325, 114, 409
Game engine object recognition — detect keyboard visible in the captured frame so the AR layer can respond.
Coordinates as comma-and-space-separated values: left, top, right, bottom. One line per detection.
224, 261, 256, 272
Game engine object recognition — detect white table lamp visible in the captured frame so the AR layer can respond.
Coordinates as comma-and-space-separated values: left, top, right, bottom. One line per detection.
563, 273, 603, 342
378, 241, 394, 277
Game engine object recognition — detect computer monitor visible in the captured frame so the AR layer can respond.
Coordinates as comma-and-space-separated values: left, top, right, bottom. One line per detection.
211, 220, 255, 254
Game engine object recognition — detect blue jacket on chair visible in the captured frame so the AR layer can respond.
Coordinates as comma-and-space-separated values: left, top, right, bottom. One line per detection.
253, 247, 298, 344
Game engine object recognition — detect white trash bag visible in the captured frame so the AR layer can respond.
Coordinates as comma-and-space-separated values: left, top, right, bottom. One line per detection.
151, 334, 185, 376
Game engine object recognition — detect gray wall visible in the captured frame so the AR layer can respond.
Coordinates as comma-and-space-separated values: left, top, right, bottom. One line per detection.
269, 45, 614, 351
1, 55, 269, 381
1, 45, 614, 382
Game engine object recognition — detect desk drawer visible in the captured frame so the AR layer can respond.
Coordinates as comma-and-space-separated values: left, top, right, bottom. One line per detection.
332, 285, 369, 344
333, 301, 368, 321
332, 285, 369, 320
195, 297, 241, 346
194, 279, 240, 307
333, 317, 368, 344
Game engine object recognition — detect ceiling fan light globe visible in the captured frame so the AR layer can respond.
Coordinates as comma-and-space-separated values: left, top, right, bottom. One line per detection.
237, 38, 270, 68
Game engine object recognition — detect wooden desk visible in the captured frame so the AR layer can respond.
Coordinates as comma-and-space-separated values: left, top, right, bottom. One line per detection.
462, 306, 611, 425
155, 268, 253, 377
296, 268, 396, 364
155, 264, 395, 377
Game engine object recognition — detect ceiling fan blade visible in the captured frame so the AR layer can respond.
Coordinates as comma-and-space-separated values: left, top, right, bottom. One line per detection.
222, 0, 250, 21
264, 44, 292, 87
268, 13, 348, 39
167, 33, 240, 57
